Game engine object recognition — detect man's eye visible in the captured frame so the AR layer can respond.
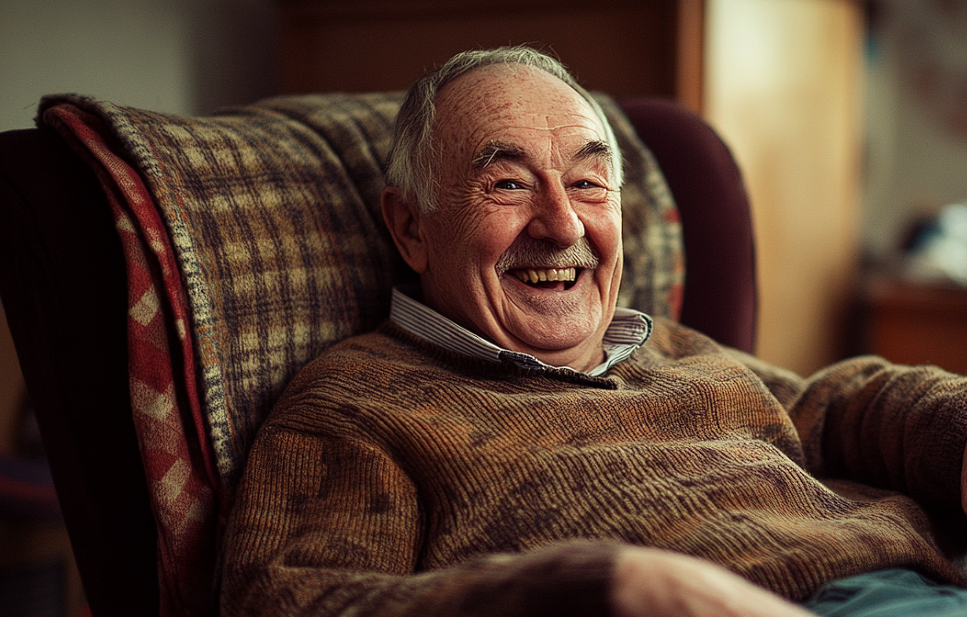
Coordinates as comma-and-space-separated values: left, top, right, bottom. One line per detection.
573, 179, 601, 190
494, 179, 522, 190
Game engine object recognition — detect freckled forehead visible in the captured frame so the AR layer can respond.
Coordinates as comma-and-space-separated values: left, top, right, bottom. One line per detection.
433, 64, 606, 155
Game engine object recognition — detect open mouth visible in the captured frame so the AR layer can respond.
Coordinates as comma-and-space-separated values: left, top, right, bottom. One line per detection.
510, 267, 579, 290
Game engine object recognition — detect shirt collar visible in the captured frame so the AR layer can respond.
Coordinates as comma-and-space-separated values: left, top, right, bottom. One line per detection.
389, 286, 652, 377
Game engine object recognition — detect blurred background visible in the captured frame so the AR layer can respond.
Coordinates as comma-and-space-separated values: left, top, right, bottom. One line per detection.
2, 0, 967, 614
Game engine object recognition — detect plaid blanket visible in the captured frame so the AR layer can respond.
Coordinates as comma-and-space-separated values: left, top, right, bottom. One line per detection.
38, 92, 682, 617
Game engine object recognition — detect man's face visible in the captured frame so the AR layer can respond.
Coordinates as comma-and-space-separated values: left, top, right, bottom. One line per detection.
408, 64, 623, 371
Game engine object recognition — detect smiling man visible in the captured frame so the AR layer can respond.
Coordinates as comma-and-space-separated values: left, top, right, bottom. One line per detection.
220, 48, 967, 617
381, 59, 625, 373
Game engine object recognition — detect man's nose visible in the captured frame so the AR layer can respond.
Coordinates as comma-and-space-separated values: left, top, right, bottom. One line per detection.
527, 184, 585, 247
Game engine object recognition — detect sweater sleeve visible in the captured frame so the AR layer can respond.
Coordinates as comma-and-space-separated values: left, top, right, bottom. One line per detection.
731, 349, 967, 514
219, 412, 617, 617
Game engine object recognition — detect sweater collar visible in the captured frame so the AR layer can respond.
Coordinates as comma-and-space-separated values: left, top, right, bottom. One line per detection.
389, 286, 652, 377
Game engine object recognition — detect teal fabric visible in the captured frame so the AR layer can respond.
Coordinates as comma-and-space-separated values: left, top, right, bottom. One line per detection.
803, 569, 967, 616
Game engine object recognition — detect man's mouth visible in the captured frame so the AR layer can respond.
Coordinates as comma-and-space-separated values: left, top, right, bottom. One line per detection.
510, 267, 579, 289
496, 236, 598, 291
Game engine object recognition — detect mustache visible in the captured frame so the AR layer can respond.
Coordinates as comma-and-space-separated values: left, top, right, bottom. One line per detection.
495, 236, 600, 276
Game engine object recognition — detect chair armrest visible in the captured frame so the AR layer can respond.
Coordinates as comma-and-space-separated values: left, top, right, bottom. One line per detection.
0, 127, 160, 617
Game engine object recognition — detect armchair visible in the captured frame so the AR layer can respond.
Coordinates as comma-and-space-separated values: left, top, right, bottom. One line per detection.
0, 92, 755, 617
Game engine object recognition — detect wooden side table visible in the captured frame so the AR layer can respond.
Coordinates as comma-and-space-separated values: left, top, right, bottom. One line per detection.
863, 275, 967, 375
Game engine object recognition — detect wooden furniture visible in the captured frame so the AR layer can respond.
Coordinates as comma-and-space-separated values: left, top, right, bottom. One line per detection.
864, 275, 967, 375
276, 0, 705, 111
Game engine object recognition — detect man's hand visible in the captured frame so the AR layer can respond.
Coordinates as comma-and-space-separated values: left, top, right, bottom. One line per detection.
610, 547, 815, 617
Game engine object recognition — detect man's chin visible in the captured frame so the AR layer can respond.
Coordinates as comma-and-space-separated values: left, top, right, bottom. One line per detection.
495, 275, 611, 361
505, 314, 604, 358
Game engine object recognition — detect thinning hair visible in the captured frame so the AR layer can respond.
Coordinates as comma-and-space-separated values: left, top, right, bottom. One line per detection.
384, 46, 624, 212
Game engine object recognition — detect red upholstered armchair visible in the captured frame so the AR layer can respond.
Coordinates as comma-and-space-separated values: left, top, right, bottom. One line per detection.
0, 93, 755, 617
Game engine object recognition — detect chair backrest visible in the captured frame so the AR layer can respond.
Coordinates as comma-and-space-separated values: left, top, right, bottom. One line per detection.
0, 94, 755, 617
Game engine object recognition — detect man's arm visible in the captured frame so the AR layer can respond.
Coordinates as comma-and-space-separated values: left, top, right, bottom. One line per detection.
732, 349, 967, 515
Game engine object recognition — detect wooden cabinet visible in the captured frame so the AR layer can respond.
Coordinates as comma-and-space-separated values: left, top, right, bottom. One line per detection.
863, 276, 967, 375
275, 0, 705, 111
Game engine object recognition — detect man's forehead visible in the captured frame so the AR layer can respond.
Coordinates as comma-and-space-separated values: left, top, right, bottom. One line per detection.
427, 65, 613, 181
492, 111, 603, 130
435, 64, 604, 135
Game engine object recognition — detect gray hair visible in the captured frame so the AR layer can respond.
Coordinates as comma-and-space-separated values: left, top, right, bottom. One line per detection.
384, 46, 624, 212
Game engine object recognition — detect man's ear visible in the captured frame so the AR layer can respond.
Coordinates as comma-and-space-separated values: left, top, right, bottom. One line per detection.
381, 187, 429, 274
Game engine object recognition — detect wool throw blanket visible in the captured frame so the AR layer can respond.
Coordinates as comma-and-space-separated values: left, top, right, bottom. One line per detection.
37, 92, 682, 617
221, 318, 967, 617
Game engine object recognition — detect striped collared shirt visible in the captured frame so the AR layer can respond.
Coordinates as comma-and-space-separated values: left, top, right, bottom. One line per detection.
389, 287, 653, 377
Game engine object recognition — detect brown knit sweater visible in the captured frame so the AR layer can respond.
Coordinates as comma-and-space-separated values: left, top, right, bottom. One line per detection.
220, 317, 967, 616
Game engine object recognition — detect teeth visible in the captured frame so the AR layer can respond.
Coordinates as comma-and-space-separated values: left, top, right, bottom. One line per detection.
513, 267, 577, 284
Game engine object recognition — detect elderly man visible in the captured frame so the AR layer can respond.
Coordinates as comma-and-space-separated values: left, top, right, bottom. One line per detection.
220, 47, 967, 617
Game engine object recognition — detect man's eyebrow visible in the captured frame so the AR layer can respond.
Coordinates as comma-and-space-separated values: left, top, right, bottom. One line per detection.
472, 141, 527, 170
575, 140, 614, 166
471, 139, 614, 170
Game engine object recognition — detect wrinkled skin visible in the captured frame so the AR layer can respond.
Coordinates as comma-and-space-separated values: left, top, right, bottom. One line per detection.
382, 63, 623, 372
